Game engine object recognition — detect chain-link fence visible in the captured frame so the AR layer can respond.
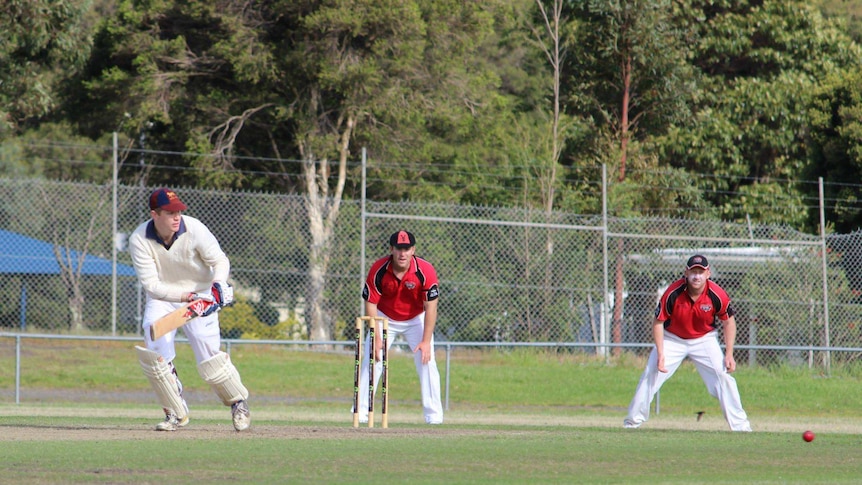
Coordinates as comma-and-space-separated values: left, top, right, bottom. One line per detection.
0, 176, 859, 371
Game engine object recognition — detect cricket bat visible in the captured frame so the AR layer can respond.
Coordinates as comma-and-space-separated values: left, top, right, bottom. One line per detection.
149, 299, 216, 341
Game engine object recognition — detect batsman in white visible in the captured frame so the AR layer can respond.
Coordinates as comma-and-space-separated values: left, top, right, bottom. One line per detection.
623, 254, 751, 432
355, 230, 444, 424
129, 188, 251, 432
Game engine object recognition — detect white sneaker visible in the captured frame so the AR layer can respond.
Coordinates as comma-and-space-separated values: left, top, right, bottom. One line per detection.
623, 419, 641, 429
231, 400, 250, 431
155, 413, 181, 431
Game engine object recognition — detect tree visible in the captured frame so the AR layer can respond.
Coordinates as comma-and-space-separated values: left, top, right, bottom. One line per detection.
807, 67, 862, 233
569, 0, 697, 353
656, 0, 862, 229
506, 0, 589, 336
0, 0, 95, 137
0, 124, 144, 332
283, 0, 526, 340
814, 0, 862, 43
77, 0, 521, 341
571, 0, 696, 183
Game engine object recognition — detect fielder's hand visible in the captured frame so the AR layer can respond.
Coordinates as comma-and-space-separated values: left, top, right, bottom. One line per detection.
212, 281, 235, 308
414, 341, 432, 365
656, 353, 668, 373
374, 336, 384, 362
725, 354, 737, 373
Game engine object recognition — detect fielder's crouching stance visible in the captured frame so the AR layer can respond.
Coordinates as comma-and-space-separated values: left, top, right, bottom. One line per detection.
354, 231, 444, 425
623, 254, 751, 432
130, 188, 251, 432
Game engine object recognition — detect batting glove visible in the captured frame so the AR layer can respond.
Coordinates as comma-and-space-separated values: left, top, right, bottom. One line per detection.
212, 281, 235, 308
188, 292, 215, 303
200, 299, 220, 317
187, 292, 219, 317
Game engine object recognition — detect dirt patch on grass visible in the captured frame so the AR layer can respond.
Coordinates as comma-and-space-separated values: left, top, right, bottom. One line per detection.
2, 404, 861, 441
0, 423, 485, 441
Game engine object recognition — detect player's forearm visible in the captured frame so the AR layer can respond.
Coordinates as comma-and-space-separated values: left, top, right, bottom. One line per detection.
652, 320, 665, 354
422, 301, 438, 343
723, 317, 737, 354
364, 301, 377, 317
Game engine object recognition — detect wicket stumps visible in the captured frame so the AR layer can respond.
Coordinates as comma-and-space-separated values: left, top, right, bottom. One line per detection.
352, 316, 389, 428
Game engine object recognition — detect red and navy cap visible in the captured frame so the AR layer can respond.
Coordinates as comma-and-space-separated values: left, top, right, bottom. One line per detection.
389, 230, 416, 249
149, 188, 188, 212
686, 254, 709, 270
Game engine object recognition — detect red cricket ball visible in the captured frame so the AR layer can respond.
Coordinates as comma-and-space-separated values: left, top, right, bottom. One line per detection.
802, 430, 815, 442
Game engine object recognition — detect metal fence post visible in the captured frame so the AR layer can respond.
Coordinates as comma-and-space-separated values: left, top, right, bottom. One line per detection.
15, 335, 21, 404
445, 343, 451, 411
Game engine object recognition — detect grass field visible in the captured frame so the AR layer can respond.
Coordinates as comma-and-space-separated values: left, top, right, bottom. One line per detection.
2, 338, 862, 483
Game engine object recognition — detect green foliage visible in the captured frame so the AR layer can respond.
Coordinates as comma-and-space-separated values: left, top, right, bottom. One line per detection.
656, 0, 862, 229
454, 313, 512, 342
219, 299, 308, 341
806, 67, 862, 232
0, 0, 94, 136
736, 249, 862, 368
3, 0, 862, 230
218, 300, 267, 340
570, 0, 697, 136
0, 123, 112, 182
813, 0, 862, 42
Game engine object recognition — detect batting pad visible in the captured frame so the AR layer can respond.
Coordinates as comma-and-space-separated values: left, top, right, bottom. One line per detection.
197, 351, 249, 406
135, 346, 188, 419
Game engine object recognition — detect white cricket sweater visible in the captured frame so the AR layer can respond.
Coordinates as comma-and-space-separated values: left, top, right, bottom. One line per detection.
129, 215, 230, 303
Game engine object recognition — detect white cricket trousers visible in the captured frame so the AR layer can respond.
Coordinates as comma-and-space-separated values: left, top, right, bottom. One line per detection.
142, 298, 222, 365
624, 330, 752, 432
355, 311, 444, 424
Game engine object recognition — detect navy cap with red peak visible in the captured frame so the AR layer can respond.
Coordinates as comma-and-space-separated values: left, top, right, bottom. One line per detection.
389, 230, 416, 249
149, 188, 188, 212
686, 254, 709, 270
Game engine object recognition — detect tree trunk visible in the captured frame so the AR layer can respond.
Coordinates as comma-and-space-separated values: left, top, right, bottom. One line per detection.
611, 53, 633, 354
300, 114, 354, 343
619, 53, 631, 181
305, 202, 331, 342
612, 240, 625, 356
534, 0, 565, 339
69, 291, 85, 332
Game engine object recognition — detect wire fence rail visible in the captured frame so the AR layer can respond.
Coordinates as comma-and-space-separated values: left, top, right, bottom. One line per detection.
3, 333, 857, 411
1, 166, 861, 373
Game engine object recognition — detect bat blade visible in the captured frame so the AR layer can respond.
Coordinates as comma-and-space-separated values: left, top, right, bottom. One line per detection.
149, 299, 215, 341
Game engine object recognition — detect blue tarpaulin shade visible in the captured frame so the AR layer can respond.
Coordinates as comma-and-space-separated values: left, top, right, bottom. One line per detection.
0, 228, 135, 276
0, 228, 136, 330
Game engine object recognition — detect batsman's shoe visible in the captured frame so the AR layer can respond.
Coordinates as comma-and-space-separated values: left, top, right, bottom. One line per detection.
231, 400, 251, 431
156, 412, 185, 431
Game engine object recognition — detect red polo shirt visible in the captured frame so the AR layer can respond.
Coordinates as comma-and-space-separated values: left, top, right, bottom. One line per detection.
362, 255, 440, 321
655, 278, 734, 339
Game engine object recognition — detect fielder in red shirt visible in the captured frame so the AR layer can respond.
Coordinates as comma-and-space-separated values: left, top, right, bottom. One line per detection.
355, 230, 443, 424
624, 254, 751, 432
